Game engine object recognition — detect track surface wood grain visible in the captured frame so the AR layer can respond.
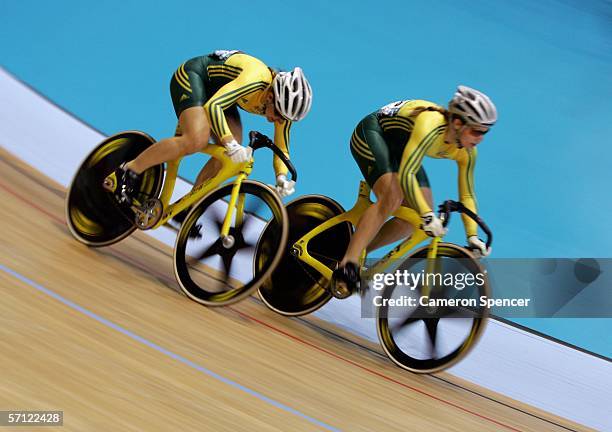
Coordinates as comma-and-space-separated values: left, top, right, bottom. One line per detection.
0, 148, 590, 431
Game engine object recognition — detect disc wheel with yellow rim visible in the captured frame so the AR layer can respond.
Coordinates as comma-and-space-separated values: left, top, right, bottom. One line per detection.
256, 195, 353, 316
65, 131, 163, 247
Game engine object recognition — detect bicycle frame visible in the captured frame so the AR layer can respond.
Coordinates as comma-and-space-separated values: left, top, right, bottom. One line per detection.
291, 180, 436, 282
150, 144, 252, 239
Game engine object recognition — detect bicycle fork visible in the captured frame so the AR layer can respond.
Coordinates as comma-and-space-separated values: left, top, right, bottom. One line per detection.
421, 237, 442, 314
218, 172, 248, 248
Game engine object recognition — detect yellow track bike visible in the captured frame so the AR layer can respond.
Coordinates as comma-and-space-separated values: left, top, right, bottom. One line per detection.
255, 182, 493, 373
66, 130, 294, 306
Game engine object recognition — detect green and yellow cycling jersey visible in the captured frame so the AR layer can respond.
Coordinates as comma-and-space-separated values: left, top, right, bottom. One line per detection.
170, 50, 292, 177
381, 99, 479, 237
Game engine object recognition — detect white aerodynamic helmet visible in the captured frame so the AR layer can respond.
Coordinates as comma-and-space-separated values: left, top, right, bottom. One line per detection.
448, 85, 498, 128
272, 67, 313, 122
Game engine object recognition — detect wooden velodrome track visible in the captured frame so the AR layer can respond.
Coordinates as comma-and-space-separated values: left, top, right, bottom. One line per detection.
0, 147, 590, 432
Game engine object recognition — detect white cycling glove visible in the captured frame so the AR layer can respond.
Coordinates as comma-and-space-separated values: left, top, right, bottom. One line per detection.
275, 174, 295, 198
224, 139, 252, 164
468, 236, 491, 257
421, 212, 447, 237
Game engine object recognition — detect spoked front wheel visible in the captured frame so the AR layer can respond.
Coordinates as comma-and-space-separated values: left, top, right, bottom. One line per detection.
376, 243, 489, 373
173, 180, 288, 306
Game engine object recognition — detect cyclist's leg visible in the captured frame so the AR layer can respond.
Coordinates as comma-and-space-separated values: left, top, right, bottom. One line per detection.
195, 106, 242, 186
172, 108, 241, 225
126, 61, 211, 175
339, 114, 402, 267
367, 168, 433, 252
341, 172, 403, 265
127, 107, 211, 174
331, 116, 398, 293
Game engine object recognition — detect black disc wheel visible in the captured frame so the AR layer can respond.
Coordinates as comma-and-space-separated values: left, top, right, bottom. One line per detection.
174, 180, 288, 306
66, 131, 163, 246
376, 243, 489, 373
257, 195, 352, 316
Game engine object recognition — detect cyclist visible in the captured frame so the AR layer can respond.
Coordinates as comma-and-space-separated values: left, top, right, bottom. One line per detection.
110, 49, 312, 211
332, 85, 497, 295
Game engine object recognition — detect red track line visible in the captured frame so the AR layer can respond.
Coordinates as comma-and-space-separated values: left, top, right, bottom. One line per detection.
0, 181, 65, 224
0, 181, 177, 286
1, 180, 523, 432
228, 307, 523, 432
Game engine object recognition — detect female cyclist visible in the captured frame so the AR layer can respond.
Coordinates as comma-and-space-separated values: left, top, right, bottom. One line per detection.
332, 85, 498, 295
110, 49, 312, 208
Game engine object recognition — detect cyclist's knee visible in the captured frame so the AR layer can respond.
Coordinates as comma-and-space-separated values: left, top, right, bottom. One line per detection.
377, 187, 403, 215
179, 132, 210, 155
372, 174, 402, 215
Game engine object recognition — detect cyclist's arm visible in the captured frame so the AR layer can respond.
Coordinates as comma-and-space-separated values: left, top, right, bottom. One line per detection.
398, 111, 445, 215
204, 75, 268, 144
456, 148, 479, 237
273, 119, 292, 177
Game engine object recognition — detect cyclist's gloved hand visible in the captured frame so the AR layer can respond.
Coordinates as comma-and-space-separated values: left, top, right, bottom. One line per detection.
275, 174, 295, 198
468, 235, 491, 257
421, 212, 447, 237
224, 139, 252, 164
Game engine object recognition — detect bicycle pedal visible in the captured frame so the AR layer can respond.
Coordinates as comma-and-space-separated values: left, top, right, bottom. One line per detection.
330, 263, 360, 299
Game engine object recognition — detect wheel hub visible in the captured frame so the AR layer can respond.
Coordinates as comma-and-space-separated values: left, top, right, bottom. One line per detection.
222, 235, 235, 249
